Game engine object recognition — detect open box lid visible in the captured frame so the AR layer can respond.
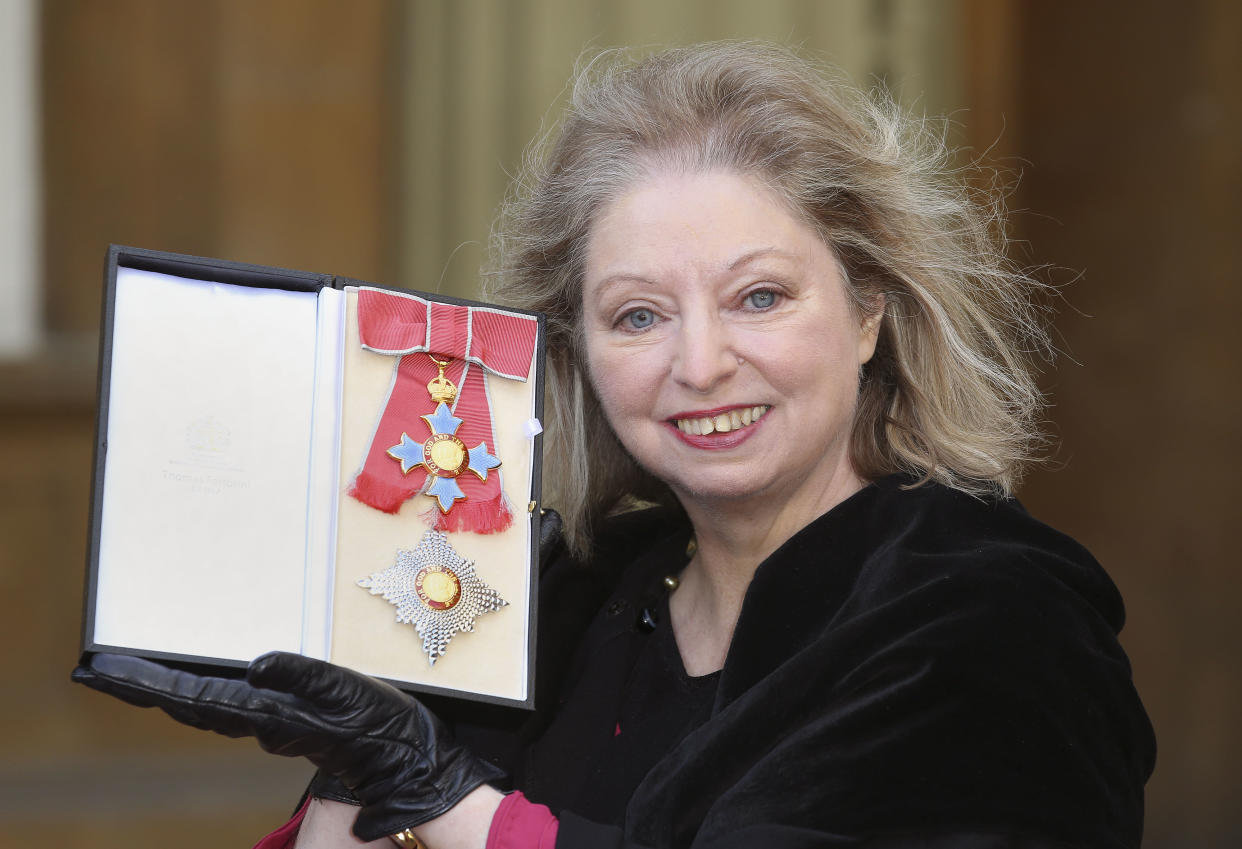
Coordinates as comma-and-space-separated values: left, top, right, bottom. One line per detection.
82, 246, 545, 710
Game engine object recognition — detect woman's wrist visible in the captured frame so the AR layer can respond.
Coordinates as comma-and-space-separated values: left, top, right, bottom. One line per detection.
291, 798, 390, 848
407, 784, 505, 849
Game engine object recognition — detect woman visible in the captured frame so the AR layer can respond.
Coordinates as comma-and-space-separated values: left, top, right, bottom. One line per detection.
74, 42, 1155, 849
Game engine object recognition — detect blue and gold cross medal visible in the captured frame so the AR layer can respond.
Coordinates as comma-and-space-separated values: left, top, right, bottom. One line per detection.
386, 355, 502, 513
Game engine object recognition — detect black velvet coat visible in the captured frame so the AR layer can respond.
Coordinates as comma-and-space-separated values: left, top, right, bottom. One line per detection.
449, 476, 1155, 849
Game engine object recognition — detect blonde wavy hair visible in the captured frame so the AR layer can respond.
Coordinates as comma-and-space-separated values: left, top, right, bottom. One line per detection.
484, 42, 1051, 557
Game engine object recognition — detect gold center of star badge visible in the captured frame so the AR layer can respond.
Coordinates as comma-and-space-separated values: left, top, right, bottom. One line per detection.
357, 530, 508, 665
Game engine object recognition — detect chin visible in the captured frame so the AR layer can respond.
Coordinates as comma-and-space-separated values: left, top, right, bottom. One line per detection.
666, 473, 778, 508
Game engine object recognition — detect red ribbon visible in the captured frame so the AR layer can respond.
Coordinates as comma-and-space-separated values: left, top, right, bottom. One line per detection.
348, 288, 539, 534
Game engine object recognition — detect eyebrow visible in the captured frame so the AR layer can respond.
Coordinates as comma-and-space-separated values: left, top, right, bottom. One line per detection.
588, 273, 660, 301
588, 247, 802, 298
727, 247, 801, 270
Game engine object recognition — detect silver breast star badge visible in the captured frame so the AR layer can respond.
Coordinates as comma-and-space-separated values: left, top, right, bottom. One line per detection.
357, 530, 508, 665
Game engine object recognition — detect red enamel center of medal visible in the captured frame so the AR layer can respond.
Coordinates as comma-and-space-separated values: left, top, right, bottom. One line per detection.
415, 563, 462, 610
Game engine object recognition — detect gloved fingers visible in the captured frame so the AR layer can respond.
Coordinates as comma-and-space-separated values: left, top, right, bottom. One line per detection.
248, 651, 408, 712
246, 651, 338, 698
73, 653, 240, 709
71, 653, 316, 740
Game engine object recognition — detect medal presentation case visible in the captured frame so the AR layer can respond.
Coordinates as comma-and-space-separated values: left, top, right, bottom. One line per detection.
80, 246, 546, 709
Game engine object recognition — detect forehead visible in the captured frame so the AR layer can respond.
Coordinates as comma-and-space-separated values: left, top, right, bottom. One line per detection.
584, 170, 831, 278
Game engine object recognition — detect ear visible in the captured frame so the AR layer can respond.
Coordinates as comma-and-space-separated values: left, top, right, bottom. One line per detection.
857, 294, 885, 365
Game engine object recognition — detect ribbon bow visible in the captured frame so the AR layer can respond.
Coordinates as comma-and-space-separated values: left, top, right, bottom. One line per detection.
348, 288, 538, 534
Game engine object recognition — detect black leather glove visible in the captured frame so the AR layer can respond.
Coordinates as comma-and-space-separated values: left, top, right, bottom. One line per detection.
285, 511, 566, 816
305, 769, 361, 808
71, 651, 504, 841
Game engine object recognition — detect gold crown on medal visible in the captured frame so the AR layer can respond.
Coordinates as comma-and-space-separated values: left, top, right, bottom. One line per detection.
426, 357, 458, 404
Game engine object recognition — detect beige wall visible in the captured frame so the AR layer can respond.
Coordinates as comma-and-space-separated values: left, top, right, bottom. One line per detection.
399, 0, 966, 300
1012, 3, 1242, 844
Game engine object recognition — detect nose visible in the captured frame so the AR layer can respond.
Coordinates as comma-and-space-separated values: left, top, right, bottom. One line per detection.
671, 310, 739, 394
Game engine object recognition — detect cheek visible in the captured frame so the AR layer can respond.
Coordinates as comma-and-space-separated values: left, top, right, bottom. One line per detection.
585, 336, 650, 421
758, 330, 862, 398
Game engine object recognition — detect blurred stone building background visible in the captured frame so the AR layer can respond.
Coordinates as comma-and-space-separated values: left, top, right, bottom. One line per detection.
0, 1, 1237, 846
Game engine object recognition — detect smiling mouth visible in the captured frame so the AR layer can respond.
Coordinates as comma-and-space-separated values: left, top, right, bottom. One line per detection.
672, 405, 770, 436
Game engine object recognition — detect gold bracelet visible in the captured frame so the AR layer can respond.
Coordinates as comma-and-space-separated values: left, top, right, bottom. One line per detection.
390, 828, 428, 849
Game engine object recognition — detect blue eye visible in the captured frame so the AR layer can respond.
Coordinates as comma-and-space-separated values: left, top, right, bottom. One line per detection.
622, 308, 655, 329
746, 290, 777, 309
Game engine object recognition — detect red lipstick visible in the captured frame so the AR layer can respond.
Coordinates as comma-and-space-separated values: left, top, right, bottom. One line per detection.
668, 404, 753, 420
665, 405, 767, 450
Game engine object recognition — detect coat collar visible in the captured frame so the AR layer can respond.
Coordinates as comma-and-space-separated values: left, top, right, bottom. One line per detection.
715, 478, 888, 708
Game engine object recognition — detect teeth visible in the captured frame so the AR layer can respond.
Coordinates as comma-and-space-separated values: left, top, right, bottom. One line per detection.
673, 406, 769, 436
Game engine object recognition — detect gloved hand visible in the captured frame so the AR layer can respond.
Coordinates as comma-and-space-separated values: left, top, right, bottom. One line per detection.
292, 510, 565, 815
71, 651, 504, 841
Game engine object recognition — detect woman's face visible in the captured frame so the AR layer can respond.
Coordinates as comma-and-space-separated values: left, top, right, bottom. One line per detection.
582, 170, 881, 515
